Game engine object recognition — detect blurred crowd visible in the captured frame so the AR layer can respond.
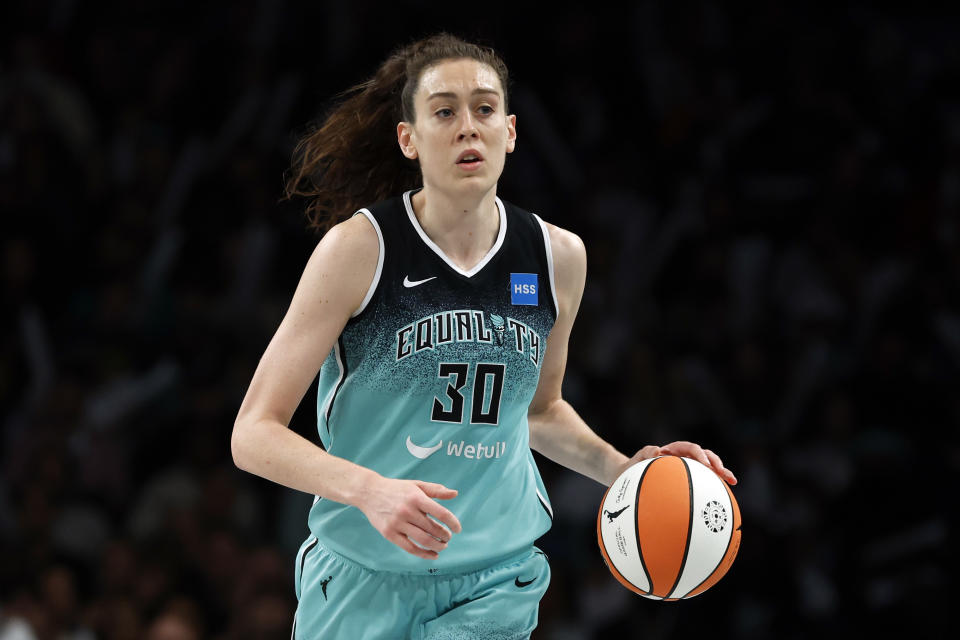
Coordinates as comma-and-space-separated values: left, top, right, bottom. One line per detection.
2, 1, 957, 638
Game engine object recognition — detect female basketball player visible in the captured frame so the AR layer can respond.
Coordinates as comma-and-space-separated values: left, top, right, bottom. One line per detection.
231, 33, 737, 639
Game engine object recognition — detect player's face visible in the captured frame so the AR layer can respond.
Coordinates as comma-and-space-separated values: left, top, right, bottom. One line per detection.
398, 58, 516, 198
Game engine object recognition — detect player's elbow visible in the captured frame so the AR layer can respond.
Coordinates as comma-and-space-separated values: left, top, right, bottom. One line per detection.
527, 398, 560, 451
230, 418, 257, 473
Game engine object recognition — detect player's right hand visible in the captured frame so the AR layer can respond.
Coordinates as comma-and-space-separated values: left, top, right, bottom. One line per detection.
356, 476, 462, 560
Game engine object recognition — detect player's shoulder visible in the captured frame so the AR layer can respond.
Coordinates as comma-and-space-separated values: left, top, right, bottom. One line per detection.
536, 219, 586, 312
500, 198, 585, 262
321, 212, 381, 256
302, 212, 381, 289
289, 212, 382, 317
542, 221, 585, 265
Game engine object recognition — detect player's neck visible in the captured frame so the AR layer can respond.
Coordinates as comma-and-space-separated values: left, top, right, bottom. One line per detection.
411, 186, 500, 271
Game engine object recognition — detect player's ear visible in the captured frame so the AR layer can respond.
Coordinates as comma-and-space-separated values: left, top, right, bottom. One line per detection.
398, 121, 418, 160
505, 114, 517, 154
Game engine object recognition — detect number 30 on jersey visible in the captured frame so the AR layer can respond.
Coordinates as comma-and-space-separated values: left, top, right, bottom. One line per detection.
431, 363, 505, 426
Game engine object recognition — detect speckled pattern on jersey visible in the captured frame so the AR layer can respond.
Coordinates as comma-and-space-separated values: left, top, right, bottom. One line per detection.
337, 277, 550, 396
306, 189, 557, 575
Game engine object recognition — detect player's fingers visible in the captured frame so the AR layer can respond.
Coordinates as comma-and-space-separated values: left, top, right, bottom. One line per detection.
661, 441, 710, 467
415, 481, 458, 500
417, 514, 453, 543
705, 449, 738, 485
703, 448, 725, 470
703, 448, 723, 469
388, 532, 439, 560
418, 497, 463, 534
658, 441, 683, 455
637, 445, 661, 460
401, 523, 449, 553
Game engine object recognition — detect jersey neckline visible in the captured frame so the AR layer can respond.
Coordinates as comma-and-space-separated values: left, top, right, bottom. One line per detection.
402, 189, 507, 278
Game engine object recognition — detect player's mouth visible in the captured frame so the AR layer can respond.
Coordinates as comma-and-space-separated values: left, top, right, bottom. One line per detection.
456, 149, 484, 171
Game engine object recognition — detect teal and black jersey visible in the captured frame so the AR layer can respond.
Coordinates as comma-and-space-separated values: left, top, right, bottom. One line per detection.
309, 188, 557, 574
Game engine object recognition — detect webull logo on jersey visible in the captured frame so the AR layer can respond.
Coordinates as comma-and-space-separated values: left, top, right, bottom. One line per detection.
395, 309, 542, 366
405, 435, 507, 460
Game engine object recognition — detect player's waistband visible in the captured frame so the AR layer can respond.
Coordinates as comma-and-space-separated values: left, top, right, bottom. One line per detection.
311, 534, 538, 578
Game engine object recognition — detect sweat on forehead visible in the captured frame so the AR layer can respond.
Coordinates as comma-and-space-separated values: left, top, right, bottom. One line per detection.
404, 58, 507, 122
419, 60, 502, 95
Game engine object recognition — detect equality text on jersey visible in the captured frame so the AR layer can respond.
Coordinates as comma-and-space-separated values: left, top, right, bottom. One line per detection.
395, 309, 543, 366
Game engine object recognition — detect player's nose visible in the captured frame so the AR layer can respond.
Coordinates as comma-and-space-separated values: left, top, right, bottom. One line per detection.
457, 112, 479, 139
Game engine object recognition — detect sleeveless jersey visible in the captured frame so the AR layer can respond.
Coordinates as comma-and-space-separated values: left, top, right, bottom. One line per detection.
308, 189, 557, 573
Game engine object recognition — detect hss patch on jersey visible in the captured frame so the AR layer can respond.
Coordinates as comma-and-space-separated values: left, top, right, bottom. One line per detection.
510, 273, 538, 305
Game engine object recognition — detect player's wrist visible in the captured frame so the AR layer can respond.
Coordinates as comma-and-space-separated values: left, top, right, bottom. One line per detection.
344, 465, 384, 509
602, 448, 631, 487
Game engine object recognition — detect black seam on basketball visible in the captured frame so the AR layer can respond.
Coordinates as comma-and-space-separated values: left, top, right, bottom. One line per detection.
326, 337, 348, 422
666, 457, 694, 599
596, 485, 611, 531
680, 479, 736, 598
634, 456, 659, 595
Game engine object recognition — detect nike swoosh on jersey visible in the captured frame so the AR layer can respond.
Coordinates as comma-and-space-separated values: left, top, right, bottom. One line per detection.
515, 576, 536, 588
406, 436, 443, 459
403, 275, 437, 288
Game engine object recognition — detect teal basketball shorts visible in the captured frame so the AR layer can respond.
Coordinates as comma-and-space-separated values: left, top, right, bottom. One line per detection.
292, 538, 551, 639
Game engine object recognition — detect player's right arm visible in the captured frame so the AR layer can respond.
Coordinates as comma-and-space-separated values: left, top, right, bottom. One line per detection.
231, 214, 461, 560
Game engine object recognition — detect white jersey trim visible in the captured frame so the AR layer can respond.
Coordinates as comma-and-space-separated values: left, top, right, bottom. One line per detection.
532, 213, 560, 320
351, 209, 384, 318
403, 190, 507, 278
536, 485, 554, 520
321, 339, 345, 429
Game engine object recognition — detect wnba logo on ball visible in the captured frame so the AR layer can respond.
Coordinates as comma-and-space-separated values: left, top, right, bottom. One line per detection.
701, 501, 727, 533
597, 456, 742, 600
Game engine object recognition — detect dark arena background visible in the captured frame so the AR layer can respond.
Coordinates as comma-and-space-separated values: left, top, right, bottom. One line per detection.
2, 2, 956, 638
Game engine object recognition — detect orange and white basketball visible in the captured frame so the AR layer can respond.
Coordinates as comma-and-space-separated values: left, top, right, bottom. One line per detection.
597, 455, 741, 600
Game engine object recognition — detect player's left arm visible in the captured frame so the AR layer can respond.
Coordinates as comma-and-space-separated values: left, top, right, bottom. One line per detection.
527, 222, 737, 487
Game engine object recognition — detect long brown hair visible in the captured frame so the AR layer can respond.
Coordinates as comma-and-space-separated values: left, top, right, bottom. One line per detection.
283, 33, 510, 234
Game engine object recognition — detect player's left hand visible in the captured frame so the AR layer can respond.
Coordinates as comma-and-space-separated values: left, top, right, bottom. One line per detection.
621, 441, 737, 485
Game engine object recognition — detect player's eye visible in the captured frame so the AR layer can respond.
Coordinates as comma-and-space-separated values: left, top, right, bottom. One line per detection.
436, 108, 454, 118
477, 105, 494, 115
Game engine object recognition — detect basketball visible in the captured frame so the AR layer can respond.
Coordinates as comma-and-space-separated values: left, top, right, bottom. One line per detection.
597, 455, 741, 600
